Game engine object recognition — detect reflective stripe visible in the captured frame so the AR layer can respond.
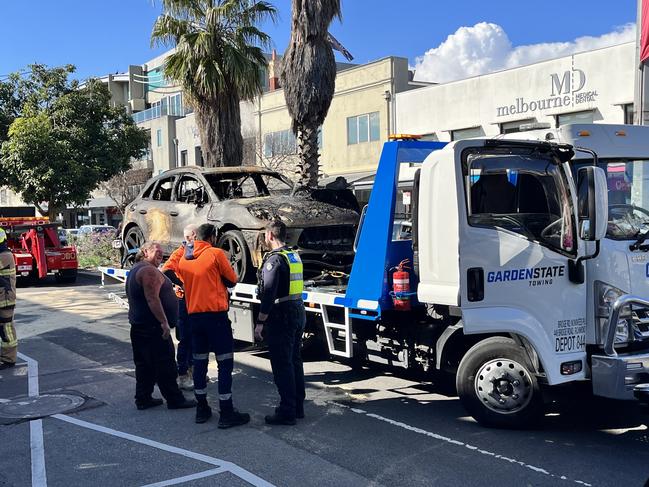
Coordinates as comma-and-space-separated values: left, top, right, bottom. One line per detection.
0, 269, 14, 276
2, 323, 16, 346
216, 352, 233, 361
193, 353, 209, 360
218, 394, 232, 401
274, 295, 302, 304
0, 300, 15, 308
289, 273, 302, 281
194, 388, 207, 395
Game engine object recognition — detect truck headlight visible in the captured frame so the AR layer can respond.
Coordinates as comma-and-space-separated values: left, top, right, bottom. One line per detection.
595, 281, 631, 344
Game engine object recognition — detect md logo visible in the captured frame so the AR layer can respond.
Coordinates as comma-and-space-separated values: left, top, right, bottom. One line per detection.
550, 68, 586, 96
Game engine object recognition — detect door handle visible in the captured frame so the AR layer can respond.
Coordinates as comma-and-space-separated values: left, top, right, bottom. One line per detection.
138, 209, 147, 215
169, 211, 179, 217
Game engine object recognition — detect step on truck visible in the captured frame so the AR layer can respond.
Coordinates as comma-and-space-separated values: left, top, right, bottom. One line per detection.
0, 216, 78, 284
224, 134, 649, 428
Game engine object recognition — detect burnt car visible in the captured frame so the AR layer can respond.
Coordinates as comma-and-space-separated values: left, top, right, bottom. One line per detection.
121, 166, 360, 281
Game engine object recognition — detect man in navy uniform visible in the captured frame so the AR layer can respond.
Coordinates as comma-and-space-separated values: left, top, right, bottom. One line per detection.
255, 220, 306, 425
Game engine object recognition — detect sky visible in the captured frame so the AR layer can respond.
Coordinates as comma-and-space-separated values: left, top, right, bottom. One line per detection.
0, 0, 640, 83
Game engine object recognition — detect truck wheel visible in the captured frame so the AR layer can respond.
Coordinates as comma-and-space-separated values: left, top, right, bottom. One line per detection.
456, 337, 543, 429
55, 269, 78, 284
217, 230, 252, 283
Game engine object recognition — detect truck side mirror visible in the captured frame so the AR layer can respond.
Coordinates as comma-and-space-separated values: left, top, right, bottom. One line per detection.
577, 166, 608, 241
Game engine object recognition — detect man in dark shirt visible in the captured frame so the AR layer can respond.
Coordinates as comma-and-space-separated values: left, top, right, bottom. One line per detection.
126, 242, 196, 411
255, 220, 306, 425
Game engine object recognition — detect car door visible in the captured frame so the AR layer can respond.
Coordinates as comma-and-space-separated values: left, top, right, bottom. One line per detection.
144, 174, 177, 255
173, 174, 212, 245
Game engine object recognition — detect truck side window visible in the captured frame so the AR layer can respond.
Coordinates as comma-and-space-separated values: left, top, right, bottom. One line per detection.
464, 152, 576, 256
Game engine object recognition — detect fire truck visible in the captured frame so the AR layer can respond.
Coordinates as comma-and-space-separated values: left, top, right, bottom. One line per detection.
0, 217, 78, 284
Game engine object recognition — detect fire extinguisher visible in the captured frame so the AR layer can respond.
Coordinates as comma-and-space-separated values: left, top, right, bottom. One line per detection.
390, 259, 411, 311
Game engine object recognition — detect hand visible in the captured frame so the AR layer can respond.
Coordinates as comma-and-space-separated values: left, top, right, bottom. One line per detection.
254, 323, 265, 342
161, 321, 171, 339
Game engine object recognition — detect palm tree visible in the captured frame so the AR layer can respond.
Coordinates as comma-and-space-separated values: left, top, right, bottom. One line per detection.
281, 0, 341, 188
152, 0, 276, 167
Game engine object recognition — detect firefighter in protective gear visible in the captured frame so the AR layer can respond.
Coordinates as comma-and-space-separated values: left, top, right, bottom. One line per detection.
0, 228, 17, 370
255, 220, 306, 425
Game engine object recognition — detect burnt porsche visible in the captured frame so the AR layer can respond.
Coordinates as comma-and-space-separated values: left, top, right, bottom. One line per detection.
121, 166, 360, 281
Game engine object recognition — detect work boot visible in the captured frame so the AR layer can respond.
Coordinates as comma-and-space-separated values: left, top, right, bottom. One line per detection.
136, 397, 164, 410
0, 361, 16, 370
265, 412, 297, 426
178, 373, 194, 391
167, 397, 197, 410
195, 400, 212, 424
218, 409, 250, 429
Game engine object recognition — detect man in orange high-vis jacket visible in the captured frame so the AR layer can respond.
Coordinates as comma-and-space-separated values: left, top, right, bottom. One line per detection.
177, 223, 250, 428
162, 223, 197, 390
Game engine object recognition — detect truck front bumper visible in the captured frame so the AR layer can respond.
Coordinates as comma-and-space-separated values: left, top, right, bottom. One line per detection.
592, 294, 649, 400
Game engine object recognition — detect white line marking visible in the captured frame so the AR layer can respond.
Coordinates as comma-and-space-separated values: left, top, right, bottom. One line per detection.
53, 414, 275, 487
29, 420, 47, 487
331, 402, 592, 486
140, 467, 227, 487
17, 352, 39, 397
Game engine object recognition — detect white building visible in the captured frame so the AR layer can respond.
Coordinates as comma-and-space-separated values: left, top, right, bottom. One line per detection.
395, 42, 636, 140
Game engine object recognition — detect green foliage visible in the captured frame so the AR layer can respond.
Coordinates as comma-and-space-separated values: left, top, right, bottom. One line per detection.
151, 0, 276, 167
0, 64, 149, 218
74, 232, 121, 269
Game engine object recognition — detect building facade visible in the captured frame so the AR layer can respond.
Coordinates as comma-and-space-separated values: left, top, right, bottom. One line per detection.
395, 43, 636, 140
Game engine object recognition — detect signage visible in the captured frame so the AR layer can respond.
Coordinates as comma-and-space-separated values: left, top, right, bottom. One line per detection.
496, 67, 598, 118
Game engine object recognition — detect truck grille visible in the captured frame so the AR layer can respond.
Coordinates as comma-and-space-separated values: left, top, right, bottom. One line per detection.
298, 226, 356, 252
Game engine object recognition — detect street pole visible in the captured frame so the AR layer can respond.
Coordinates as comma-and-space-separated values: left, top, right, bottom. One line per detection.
384, 90, 392, 138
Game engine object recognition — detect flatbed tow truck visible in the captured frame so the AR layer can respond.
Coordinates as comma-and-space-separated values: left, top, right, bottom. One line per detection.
100, 133, 649, 428
1, 216, 78, 284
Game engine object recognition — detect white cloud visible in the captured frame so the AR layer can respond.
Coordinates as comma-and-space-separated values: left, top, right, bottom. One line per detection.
413, 22, 636, 83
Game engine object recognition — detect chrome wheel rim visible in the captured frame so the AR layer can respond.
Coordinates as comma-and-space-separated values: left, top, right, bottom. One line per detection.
474, 358, 533, 414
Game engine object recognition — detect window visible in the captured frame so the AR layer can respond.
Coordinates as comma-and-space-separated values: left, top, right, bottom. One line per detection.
141, 181, 156, 199
623, 104, 635, 125
451, 127, 484, 141
500, 119, 534, 134
556, 110, 594, 127
264, 129, 297, 157
347, 112, 380, 145
0, 189, 6, 205
176, 176, 208, 204
156, 129, 162, 147
180, 150, 188, 167
463, 147, 576, 256
152, 176, 175, 201
195, 147, 204, 167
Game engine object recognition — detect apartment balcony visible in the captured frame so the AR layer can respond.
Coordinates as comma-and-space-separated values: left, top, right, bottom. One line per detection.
132, 103, 192, 124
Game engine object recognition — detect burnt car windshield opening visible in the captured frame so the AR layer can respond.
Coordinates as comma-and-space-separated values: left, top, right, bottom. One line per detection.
203, 173, 292, 200
464, 151, 576, 256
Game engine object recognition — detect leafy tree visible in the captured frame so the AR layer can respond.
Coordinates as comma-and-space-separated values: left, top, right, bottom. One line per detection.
0, 65, 149, 220
99, 168, 153, 216
281, 0, 341, 188
152, 0, 276, 168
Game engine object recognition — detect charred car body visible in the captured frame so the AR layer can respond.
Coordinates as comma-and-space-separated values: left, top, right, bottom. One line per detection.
121, 166, 359, 281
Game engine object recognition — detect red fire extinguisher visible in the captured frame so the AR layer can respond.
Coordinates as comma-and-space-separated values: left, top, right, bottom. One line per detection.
391, 259, 411, 311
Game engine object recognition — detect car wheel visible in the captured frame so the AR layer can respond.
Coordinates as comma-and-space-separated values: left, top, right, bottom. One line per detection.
123, 226, 145, 268
456, 337, 543, 429
217, 230, 252, 283
55, 269, 78, 284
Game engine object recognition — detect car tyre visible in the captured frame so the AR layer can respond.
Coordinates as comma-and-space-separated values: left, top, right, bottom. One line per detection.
55, 269, 78, 284
123, 226, 145, 268
217, 230, 252, 283
456, 337, 543, 429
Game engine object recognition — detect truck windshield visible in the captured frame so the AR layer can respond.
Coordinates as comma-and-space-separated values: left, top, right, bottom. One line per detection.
465, 152, 576, 256
572, 159, 649, 240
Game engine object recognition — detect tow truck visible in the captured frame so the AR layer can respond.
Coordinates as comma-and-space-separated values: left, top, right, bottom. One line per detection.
0, 216, 78, 284
99, 133, 649, 428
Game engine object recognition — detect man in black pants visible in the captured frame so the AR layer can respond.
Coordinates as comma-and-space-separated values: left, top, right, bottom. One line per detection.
255, 220, 306, 425
126, 242, 196, 411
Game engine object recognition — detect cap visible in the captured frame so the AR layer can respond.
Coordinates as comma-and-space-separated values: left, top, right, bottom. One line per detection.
0, 228, 6, 244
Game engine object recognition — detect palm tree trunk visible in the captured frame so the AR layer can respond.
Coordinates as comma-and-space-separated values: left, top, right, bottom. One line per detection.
296, 123, 320, 187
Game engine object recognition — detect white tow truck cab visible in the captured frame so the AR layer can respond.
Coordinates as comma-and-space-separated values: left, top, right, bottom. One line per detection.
227, 131, 649, 428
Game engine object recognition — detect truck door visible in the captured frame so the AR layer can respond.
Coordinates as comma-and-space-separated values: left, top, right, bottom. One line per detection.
457, 141, 587, 385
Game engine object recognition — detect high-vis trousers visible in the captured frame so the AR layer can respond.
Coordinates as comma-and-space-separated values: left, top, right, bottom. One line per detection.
189, 312, 234, 412
0, 305, 17, 365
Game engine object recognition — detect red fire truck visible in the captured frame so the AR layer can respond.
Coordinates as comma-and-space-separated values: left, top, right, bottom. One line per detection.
0, 217, 78, 284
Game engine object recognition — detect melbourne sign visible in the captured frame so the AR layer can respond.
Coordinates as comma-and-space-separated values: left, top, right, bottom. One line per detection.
496, 67, 598, 118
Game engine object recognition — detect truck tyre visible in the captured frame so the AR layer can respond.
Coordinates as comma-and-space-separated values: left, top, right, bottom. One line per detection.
217, 230, 252, 283
456, 337, 543, 429
55, 269, 78, 284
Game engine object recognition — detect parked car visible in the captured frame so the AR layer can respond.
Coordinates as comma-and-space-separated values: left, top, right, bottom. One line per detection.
121, 166, 360, 281
78, 225, 117, 237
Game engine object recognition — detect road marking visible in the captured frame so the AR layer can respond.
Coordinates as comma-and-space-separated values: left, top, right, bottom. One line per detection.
53, 414, 275, 487
17, 352, 47, 487
332, 402, 592, 486
139, 467, 227, 487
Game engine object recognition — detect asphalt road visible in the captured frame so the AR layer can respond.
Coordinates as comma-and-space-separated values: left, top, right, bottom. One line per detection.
1, 271, 649, 487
